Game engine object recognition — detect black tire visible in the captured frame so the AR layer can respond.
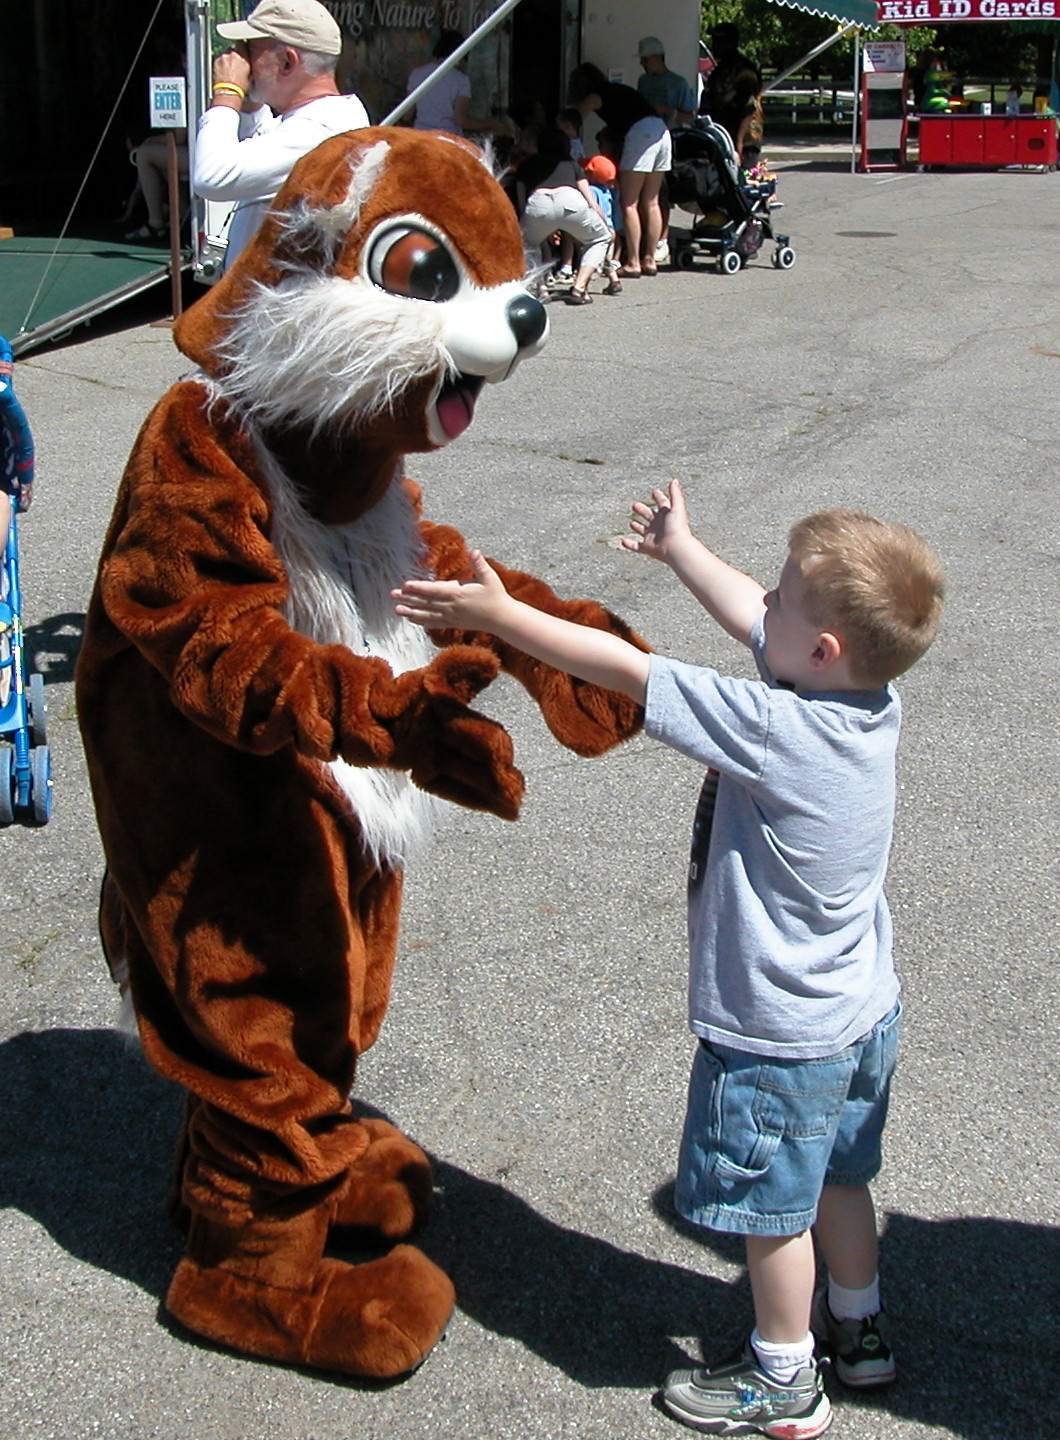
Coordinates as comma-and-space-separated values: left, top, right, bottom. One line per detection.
30, 745, 53, 826
29, 672, 47, 746
675, 247, 696, 270
0, 747, 13, 826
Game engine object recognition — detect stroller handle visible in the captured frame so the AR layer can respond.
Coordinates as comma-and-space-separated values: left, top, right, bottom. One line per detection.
0, 335, 35, 511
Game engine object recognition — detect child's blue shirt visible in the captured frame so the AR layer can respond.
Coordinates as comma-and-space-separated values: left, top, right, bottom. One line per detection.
588, 182, 616, 229
645, 616, 901, 1059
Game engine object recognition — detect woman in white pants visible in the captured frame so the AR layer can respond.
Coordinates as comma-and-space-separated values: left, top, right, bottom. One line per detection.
517, 130, 616, 305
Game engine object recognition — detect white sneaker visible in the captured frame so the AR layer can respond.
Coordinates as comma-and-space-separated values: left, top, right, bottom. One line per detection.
654, 239, 670, 264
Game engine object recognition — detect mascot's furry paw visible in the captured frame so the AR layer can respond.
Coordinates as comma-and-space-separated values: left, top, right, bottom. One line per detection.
398, 647, 525, 819
167, 1240, 454, 1379
330, 1118, 433, 1244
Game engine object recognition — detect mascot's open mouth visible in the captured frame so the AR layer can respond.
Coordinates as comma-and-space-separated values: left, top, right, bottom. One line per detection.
428, 373, 485, 446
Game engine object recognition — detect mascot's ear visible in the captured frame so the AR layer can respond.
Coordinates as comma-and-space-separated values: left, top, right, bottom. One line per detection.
174, 129, 392, 373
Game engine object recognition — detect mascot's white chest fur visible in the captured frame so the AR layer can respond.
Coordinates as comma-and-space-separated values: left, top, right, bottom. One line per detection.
259, 439, 444, 868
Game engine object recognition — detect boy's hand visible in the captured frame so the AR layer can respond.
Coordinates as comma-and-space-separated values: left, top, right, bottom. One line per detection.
393, 550, 510, 635
622, 478, 691, 563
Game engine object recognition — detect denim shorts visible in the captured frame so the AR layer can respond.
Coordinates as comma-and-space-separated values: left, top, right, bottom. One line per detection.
675, 1001, 901, 1237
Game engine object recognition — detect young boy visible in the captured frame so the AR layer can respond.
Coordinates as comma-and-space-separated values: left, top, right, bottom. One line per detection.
393, 481, 944, 1438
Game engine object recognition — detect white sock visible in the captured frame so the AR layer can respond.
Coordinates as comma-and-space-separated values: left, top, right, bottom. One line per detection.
827, 1275, 881, 1321
750, 1327, 815, 1384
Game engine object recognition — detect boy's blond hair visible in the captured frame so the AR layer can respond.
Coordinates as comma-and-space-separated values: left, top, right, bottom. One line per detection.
788, 509, 944, 688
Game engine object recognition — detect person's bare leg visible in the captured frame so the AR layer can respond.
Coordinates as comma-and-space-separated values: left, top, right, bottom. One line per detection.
0, 495, 12, 566
746, 1230, 816, 1342
136, 138, 168, 230
639, 172, 664, 266
659, 186, 671, 243
619, 170, 645, 272
813, 1183, 878, 1289
573, 260, 595, 293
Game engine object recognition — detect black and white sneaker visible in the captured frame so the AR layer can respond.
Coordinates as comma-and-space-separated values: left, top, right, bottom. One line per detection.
812, 1289, 896, 1388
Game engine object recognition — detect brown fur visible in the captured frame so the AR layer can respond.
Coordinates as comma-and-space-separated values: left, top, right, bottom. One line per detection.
76, 130, 645, 1380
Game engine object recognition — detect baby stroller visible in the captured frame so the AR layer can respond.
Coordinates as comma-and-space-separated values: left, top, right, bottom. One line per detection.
666, 119, 795, 275
0, 336, 51, 826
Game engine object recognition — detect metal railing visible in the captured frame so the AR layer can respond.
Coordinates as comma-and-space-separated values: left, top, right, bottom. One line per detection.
760, 72, 1054, 129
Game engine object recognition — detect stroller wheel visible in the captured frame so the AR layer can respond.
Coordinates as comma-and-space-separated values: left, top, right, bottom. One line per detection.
772, 246, 796, 270
29, 744, 53, 826
0, 747, 13, 826
719, 249, 742, 276
674, 246, 696, 270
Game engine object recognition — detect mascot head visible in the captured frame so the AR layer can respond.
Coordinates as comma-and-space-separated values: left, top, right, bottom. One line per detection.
174, 128, 546, 514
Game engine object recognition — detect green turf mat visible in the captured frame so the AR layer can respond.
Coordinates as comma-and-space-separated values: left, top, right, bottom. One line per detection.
1, 233, 174, 352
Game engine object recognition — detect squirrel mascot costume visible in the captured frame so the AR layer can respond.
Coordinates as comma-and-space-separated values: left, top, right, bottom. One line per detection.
76, 128, 646, 1379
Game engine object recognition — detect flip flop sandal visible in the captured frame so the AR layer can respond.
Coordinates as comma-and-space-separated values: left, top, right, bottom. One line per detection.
566, 287, 593, 305
616, 266, 642, 278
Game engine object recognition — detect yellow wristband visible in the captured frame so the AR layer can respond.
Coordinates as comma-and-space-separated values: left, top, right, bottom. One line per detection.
213, 82, 246, 99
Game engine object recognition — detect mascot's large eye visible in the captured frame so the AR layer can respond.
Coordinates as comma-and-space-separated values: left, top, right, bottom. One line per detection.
367, 226, 460, 302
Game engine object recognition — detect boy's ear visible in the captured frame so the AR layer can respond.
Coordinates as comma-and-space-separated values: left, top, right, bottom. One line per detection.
810, 631, 842, 670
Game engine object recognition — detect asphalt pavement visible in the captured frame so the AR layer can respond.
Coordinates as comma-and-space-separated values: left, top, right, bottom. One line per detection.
2, 154, 1058, 1440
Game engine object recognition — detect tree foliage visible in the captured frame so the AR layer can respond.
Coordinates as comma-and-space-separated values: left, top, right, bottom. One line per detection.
699, 0, 1054, 81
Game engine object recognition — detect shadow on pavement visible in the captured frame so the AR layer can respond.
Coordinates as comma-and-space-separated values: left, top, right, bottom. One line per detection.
7, 1025, 1052, 1421
0, 1027, 183, 1297
0, 1027, 725, 1389
429, 1159, 730, 1387
650, 1179, 1059, 1437
24, 610, 85, 683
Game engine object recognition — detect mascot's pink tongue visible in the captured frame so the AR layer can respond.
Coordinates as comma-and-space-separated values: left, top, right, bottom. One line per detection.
436, 385, 475, 440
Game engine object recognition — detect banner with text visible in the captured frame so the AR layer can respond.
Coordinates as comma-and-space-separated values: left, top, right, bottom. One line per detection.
877, 0, 1056, 18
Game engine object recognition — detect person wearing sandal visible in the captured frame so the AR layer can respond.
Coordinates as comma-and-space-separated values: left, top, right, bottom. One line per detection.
568, 62, 672, 279
515, 127, 613, 307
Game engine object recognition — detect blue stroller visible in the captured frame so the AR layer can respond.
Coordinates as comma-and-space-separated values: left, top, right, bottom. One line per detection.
0, 336, 51, 825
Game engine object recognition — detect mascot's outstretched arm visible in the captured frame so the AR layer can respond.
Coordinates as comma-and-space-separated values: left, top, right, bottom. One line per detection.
419, 516, 647, 755
99, 384, 523, 818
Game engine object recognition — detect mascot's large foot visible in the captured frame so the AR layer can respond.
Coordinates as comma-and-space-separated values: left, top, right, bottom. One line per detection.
167, 1114, 432, 1244
330, 1118, 433, 1244
166, 1216, 454, 1379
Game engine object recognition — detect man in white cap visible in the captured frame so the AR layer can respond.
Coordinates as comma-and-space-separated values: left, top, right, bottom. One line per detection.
636, 37, 695, 130
635, 37, 694, 267
193, 0, 369, 269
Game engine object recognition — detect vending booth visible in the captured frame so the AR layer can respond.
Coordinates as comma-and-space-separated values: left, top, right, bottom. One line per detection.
876, 0, 1059, 171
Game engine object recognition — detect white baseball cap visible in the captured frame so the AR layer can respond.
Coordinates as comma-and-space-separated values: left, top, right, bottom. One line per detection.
638, 36, 665, 58
217, 0, 342, 56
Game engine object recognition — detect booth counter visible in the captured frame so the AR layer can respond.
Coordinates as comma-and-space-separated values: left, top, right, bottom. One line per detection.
919, 113, 1058, 170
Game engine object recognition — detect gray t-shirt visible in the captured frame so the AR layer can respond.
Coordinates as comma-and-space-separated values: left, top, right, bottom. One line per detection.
645, 617, 900, 1059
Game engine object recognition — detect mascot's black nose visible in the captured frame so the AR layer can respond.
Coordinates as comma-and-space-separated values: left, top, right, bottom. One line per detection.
507, 293, 547, 350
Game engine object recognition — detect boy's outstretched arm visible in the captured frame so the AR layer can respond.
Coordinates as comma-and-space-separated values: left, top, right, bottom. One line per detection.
394, 552, 650, 706
623, 479, 766, 646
